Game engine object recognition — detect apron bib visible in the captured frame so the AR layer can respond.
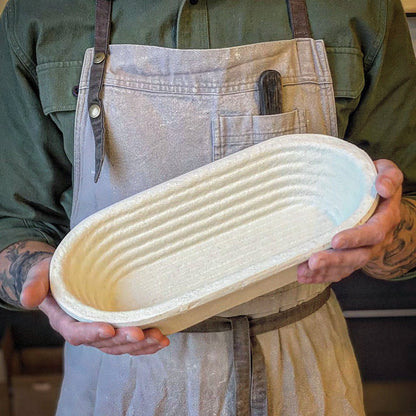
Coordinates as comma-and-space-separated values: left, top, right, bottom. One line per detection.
57, 1, 365, 415
71, 39, 338, 227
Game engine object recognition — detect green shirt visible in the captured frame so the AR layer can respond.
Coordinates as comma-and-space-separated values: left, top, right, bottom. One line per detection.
1, 0, 416, 263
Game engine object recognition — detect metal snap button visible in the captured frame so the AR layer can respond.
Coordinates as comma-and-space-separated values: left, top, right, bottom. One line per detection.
89, 104, 101, 119
93, 52, 106, 64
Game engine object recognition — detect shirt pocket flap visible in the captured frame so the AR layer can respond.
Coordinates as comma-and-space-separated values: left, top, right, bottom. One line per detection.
326, 47, 365, 99
36, 61, 83, 115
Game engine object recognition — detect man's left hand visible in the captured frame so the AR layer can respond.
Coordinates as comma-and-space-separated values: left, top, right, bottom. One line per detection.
297, 159, 403, 283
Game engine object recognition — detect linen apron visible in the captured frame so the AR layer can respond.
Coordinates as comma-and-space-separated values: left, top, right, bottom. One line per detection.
57, 1, 366, 415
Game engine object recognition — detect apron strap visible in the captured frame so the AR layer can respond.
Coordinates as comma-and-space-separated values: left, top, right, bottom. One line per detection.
231, 317, 252, 416
183, 286, 331, 416
229, 317, 269, 416
88, 0, 311, 181
286, 0, 313, 38
88, 0, 112, 182
250, 336, 268, 416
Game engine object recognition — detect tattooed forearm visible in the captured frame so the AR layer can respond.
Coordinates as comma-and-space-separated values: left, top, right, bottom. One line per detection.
364, 198, 416, 279
0, 241, 54, 308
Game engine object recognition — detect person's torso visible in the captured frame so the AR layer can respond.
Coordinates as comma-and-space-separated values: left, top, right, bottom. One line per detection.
17, 0, 377, 219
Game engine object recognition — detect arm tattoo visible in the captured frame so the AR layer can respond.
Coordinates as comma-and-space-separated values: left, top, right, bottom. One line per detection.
0, 241, 53, 308
364, 198, 416, 279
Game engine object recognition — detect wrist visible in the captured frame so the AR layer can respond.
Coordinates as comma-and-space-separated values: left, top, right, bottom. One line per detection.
0, 241, 54, 309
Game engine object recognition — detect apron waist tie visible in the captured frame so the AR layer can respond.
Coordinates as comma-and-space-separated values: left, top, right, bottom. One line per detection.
182, 286, 331, 416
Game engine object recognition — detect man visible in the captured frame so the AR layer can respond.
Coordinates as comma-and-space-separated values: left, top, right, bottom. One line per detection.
1, 0, 415, 414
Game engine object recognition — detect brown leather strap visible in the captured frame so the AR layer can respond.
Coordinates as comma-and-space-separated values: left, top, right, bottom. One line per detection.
88, 0, 112, 182
183, 287, 331, 416
232, 317, 252, 416
286, 0, 312, 38
183, 287, 331, 335
250, 336, 268, 416
88, 0, 311, 182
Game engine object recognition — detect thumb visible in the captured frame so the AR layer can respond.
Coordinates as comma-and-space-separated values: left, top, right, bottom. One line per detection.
20, 257, 52, 309
374, 159, 403, 199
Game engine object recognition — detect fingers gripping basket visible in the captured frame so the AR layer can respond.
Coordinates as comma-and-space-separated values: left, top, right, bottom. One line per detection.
50, 134, 378, 334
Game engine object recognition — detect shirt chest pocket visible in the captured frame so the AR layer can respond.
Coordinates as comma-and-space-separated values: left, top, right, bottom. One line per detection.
36, 61, 82, 117
326, 47, 365, 137
36, 62, 83, 161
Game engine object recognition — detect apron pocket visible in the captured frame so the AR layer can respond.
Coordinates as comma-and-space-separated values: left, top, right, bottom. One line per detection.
212, 109, 307, 160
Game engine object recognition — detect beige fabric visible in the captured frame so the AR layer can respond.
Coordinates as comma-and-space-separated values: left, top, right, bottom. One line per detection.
71, 39, 338, 227
259, 291, 364, 415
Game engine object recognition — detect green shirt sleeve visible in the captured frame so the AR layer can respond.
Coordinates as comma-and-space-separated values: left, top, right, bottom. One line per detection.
0, 1, 71, 252
1, 0, 415, 284
346, 0, 416, 198
350, 0, 416, 280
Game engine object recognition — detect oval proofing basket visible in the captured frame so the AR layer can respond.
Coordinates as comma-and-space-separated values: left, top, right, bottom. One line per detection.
50, 134, 378, 334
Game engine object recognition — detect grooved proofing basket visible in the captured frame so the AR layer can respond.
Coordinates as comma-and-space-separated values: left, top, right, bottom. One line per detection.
50, 134, 378, 334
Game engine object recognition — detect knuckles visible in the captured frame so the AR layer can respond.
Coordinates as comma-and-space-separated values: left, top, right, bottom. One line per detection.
373, 229, 387, 245
358, 254, 372, 269
64, 333, 83, 346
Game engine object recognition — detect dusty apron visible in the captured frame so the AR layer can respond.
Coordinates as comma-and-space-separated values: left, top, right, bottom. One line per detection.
57, 1, 365, 415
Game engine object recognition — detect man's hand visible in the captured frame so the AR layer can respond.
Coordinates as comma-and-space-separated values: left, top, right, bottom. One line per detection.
23, 257, 169, 355
0, 241, 170, 355
297, 159, 407, 283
